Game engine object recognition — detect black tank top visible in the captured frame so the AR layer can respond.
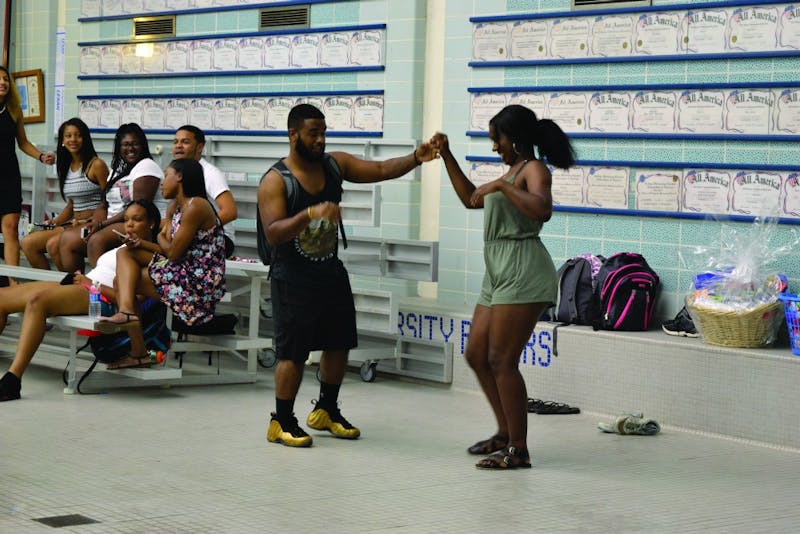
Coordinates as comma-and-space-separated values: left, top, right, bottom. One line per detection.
270, 156, 346, 288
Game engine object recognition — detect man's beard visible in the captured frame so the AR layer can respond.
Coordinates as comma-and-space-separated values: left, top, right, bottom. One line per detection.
296, 139, 325, 162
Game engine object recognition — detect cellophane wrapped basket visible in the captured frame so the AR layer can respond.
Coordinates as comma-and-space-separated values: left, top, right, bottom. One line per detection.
686, 294, 784, 348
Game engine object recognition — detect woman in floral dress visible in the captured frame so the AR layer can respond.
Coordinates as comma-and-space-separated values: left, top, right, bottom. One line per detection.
98, 158, 225, 368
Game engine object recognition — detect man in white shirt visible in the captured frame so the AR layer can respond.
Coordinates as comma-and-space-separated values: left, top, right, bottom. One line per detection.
172, 125, 238, 227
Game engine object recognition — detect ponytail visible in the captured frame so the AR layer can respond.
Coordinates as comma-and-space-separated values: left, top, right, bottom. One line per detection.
534, 119, 575, 170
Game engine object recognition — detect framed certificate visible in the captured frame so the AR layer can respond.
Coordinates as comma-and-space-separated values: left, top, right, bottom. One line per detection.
12, 69, 45, 123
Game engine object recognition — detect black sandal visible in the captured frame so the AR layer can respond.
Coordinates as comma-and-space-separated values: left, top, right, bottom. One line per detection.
467, 434, 509, 455
475, 446, 532, 469
95, 311, 140, 333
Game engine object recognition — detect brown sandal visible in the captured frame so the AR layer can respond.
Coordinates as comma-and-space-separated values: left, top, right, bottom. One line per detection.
467, 434, 509, 455
475, 446, 532, 469
106, 354, 151, 370
95, 311, 140, 333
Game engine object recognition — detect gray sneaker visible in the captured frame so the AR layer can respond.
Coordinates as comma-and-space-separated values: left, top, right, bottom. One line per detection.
662, 306, 699, 337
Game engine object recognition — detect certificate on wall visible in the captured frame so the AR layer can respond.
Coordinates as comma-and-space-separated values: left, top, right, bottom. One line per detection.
266, 97, 294, 130
191, 40, 214, 72
141, 43, 166, 73
510, 20, 549, 60
79, 100, 101, 128
265, 36, 292, 69
121, 99, 144, 125
682, 169, 731, 213
290, 34, 320, 69
166, 42, 191, 72
99, 46, 122, 75
189, 99, 214, 131
99, 100, 123, 129
550, 18, 590, 58
677, 90, 725, 133
353, 95, 383, 131
320, 32, 351, 67
122, 0, 144, 14
470, 93, 507, 131
509, 92, 546, 119
101, 0, 123, 16
213, 98, 238, 131
551, 166, 585, 206
781, 172, 800, 217
239, 98, 267, 130
142, 99, 166, 129
473, 22, 509, 61
295, 96, 325, 112
635, 170, 681, 212
469, 161, 506, 187
350, 30, 382, 65
121, 45, 142, 74
727, 6, 779, 52
681, 9, 728, 53
778, 6, 800, 49
546, 92, 588, 132
213, 39, 238, 71
81, 0, 101, 18
586, 166, 629, 208
773, 88, 800, 134
80, 47, 101, 75
323, 96, 354, 131
238, 38, 264, 70
632, 91, 677, 132
730, 171, 783, 215
144, 0, 168, 10
724, 89, 773, 134
165, 99, 190, 130
634, 12, 681, 55
166, 0, 190, 9
589, 14, 634, 57
587, 92, 631, 132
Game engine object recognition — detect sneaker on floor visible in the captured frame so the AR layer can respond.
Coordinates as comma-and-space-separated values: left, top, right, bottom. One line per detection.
307, 401, 361, 439
661, 306, 699, 337
266, 413, 312, 447
0, 371, 21, 402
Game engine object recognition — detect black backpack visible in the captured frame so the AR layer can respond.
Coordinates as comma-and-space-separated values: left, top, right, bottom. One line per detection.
545, 254, 604, 325
65, 299, 172, 393
256, 154, 342, 266
593, 252, 660, 331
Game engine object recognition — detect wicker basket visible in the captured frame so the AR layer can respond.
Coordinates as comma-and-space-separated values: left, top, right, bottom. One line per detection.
686, 295, 785, 348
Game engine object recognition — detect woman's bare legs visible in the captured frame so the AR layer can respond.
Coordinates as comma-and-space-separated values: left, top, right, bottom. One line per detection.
21, 227, 63, 270
106, 246, 159, 358
0, 281, 61, 334
464, 304, 508, 438
87, 223, 125, 267
486, 302, 549, 452
57, 227, 88, 273
1, 212, 21, 266
7, 285, 88, 378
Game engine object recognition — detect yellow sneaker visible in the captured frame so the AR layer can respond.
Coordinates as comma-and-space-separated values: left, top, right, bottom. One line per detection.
266, 413, 313, 447
306, 402, 361, 439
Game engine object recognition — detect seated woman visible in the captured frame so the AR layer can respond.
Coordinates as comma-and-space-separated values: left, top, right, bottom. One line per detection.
0, 200, 162, 401
83, 123, 165, 267
98, 158, 226, 369
21, 117, 108, 272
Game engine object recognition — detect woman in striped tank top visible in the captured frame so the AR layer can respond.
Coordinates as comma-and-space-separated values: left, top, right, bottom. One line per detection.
21, 118, 108, 271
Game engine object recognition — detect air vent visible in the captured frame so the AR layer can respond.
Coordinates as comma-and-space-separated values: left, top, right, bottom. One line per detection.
259, 6, 310, 30
133, 16, 175, 39
572, 0, 651, 10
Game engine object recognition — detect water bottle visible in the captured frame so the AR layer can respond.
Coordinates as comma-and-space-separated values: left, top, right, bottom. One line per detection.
88, 281, 102, 320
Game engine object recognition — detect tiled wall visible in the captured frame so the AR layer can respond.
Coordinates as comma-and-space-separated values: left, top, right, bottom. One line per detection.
435, 0, 800, 320
10, 0, 800, 320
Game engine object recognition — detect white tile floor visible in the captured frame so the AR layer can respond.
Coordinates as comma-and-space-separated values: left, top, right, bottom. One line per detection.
1, 360, 800, 533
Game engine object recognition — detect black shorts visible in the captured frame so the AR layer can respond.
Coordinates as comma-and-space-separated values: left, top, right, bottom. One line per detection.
271, 275, 358, 363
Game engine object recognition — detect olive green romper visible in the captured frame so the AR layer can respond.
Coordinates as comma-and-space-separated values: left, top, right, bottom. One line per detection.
477, 161, 558, 307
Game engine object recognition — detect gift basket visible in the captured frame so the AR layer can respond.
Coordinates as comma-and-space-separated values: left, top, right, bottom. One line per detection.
684, 218, 795, 349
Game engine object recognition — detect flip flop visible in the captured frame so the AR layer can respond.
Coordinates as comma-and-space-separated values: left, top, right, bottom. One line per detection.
106, 354, 151, 370
535, 401, 580, 415
94, 311, 140, 333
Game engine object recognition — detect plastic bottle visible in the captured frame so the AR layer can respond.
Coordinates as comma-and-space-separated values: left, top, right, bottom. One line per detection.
88, 281, 102, 320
